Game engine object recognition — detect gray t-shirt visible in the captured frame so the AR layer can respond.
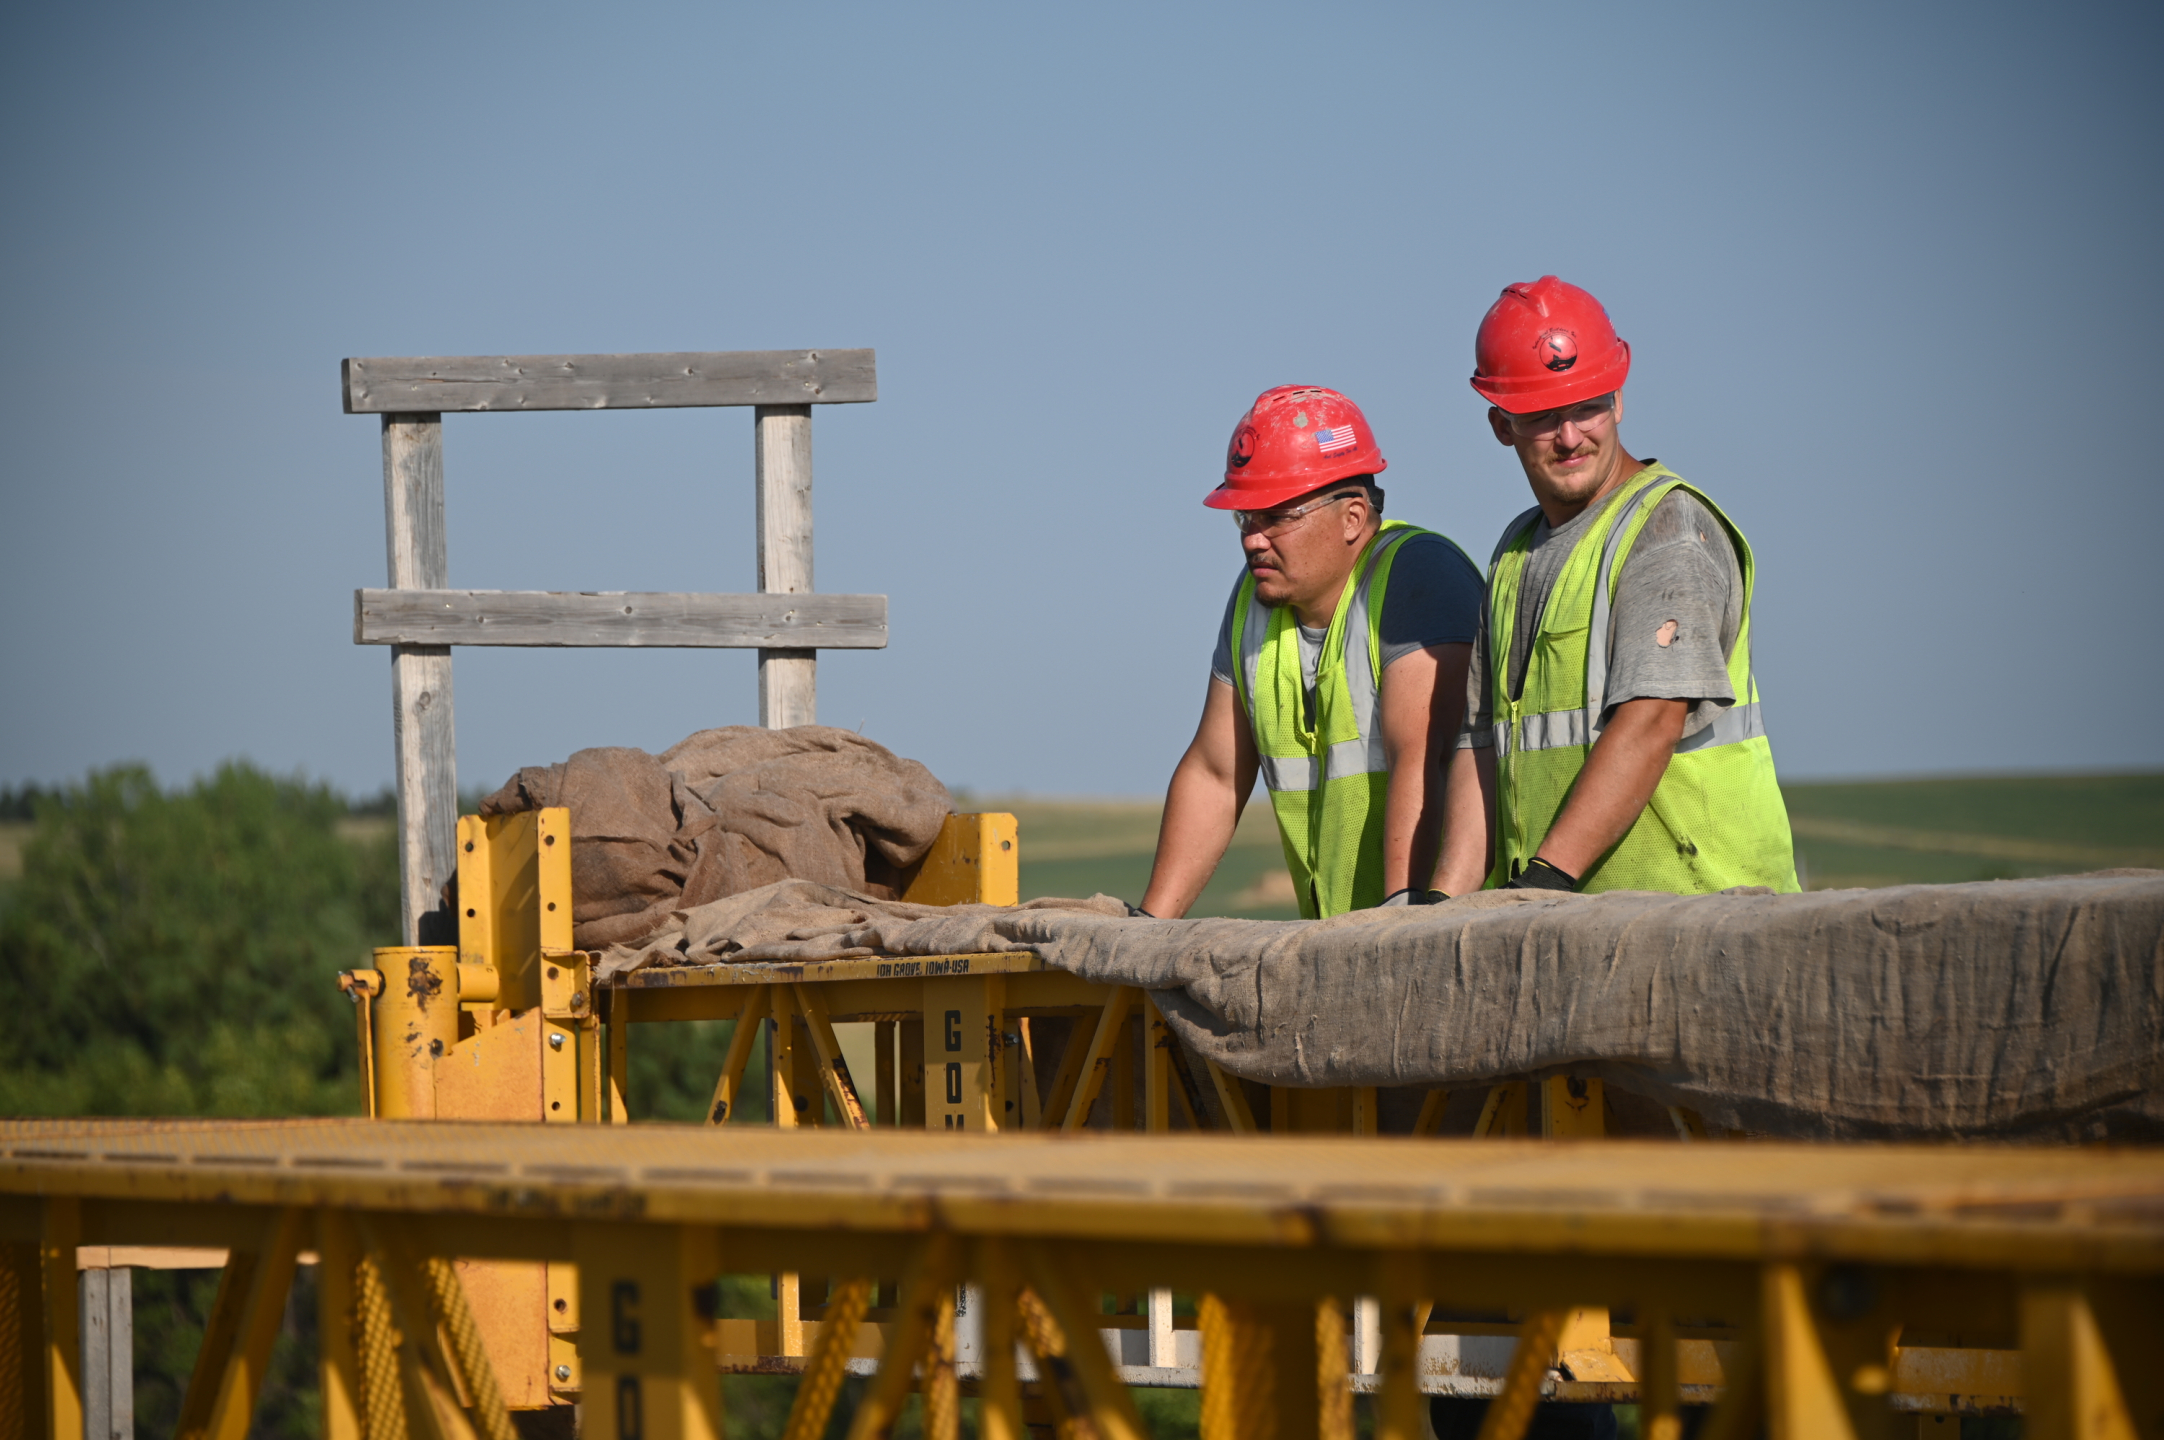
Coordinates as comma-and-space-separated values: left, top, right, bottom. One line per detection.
1211, 532, 1483, 721
1461, 474, 1742, 747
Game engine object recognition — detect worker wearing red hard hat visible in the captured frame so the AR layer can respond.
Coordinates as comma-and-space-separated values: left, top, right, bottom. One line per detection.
1139, 386, 1485, 919
1431, 277, 1799, 900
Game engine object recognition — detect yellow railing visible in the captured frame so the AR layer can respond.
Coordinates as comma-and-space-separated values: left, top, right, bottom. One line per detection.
4, 1118, 2161, 1440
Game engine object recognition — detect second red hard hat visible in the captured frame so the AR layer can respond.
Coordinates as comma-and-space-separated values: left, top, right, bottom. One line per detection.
1470, 276, 1631, 414
1204, 385, 1388, 511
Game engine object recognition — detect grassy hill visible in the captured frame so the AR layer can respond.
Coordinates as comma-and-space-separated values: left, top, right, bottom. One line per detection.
967, 771, 2164, 915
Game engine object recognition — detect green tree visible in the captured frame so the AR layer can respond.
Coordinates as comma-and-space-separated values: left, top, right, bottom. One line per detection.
0, 762, 395, 1116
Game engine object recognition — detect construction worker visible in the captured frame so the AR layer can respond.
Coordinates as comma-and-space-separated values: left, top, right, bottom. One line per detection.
1140, 386, 1484, 919
1433, 277, 1799, 899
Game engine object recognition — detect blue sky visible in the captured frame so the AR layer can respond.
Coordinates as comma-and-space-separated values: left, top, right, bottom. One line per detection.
4, 1, 2159, 799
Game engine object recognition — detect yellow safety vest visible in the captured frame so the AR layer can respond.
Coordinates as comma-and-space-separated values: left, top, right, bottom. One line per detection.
1485, 467, 1800, 894
1231, 521, 1470, 916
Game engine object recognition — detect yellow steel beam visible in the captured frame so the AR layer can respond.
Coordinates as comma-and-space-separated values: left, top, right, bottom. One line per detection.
779, 1276, 870, 1440
1640, 1312, 1683, 1440
704, 984, 771, 1127
922, 1274, 960, 1440
1021, 1242, 1147, 1440
316, 1214, 366, 1440
1204, 1057, 1259, 1134
1760, 1263, 1857, 1440
793, 984, 871, 1131
898, 1015, 925, 1127
874, 1020, 899, 1127
1316, 1297, 1354, 1440
2020, 1282, 2137, 1440
1142, 996, 1173, 1134
927, 973, 1006, 1132
12, 1115, 2164, 1439
1372, 1257, 1428, 1440
976, 1240, 1026, 1440
574, 1221, 722, 1440
844, 1236, 960, 1440
39, 1198, 80, 1440
1062, 987, 1139, 1131
177, 1207, 307, 1440
1037, 1013, 1093, 1129
1474, 1082, 1528, 1138
1476, 1310, 1565, 1440
1542, 1076, 1605, 1139
7, 1121, 2162, 1278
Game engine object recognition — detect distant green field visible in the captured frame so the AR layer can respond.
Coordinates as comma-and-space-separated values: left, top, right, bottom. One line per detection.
966, 772, 2164, 914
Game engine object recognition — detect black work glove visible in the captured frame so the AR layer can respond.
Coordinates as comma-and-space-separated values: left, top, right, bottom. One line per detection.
1378, 888, 1450, 907
1503, 857, 1578, 892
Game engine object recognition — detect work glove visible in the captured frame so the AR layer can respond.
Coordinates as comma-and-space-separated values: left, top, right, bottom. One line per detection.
1503, 857, 1578, 892
1378, 888, 1450, 907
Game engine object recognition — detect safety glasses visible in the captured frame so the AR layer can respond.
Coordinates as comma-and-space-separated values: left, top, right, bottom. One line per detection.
1232, 490, 1363, 537
1503, 395, 1616, 439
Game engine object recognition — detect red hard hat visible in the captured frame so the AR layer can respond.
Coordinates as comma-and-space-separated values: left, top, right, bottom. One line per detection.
1204, 385, 1388, 510
1470, 276, 1631, 414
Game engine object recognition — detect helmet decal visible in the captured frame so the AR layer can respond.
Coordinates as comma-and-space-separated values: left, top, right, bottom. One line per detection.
1537, 329, 1579, 372
1228, 423, 1258, 468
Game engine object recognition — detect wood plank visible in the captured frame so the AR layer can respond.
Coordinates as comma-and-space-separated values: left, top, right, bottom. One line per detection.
757, 404, 818, 726
342, 349, 876, 413
381, 415, 458, 947
354, 589, 888, 649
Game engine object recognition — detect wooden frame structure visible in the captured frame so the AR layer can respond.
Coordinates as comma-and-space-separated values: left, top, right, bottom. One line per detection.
345, 348, 883, 948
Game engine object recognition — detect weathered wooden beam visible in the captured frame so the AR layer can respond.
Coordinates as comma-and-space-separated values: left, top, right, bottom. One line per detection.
757, 404, 818, 727
341, 349, 876, 413
354, 589, 888, 649
381, 415, 458, 948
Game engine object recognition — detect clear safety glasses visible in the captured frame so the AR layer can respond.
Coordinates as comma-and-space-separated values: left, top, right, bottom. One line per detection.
1503, 395, 1616, 439
1232, 490, 1362, 537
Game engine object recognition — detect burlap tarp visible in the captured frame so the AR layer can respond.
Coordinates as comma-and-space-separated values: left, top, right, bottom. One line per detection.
599, 870, 2164, 1141
478, 726, 952, 949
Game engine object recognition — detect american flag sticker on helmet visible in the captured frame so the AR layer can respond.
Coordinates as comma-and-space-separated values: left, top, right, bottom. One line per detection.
1315, 423, 1357, 455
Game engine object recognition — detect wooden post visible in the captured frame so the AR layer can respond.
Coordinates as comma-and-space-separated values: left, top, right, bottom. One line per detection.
754, 405, 816, 729
78, 1265, 130, 1440
382, 414, 458, 945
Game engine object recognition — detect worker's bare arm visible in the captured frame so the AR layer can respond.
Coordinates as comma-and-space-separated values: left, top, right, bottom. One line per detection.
1433, 744, 1496, 896
1378, 642, 1470, 896
1140, 678, 1260, 918
1534, 696, 1689, 879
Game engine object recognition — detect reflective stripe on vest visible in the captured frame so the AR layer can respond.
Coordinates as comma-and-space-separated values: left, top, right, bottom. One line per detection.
1498, 700, 1765, 756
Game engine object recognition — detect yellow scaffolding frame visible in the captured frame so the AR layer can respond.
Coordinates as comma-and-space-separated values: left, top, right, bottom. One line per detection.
320, 806, 2164, 1432
3, 1117, 2161, 1440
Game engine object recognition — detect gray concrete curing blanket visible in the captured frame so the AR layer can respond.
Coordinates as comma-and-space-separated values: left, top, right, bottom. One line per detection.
599, 870, 2164, 1141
